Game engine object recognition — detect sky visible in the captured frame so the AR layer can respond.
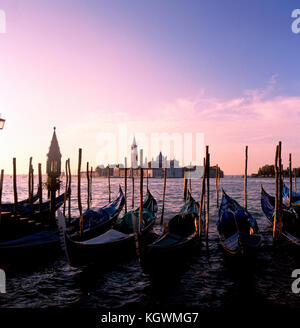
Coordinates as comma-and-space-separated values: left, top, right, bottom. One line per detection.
0, 0, 300, 174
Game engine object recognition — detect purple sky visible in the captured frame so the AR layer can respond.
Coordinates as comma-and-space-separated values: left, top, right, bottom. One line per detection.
0, 0, 300, 174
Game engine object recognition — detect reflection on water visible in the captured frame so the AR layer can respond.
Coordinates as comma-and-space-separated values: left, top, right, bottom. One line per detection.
0, 176, 300, 310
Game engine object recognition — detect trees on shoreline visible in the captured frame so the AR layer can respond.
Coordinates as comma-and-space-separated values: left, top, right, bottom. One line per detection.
257, 165, 300, 177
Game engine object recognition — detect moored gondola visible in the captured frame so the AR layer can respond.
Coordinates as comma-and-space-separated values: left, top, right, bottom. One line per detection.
1, 192, 39, 213
0, 231, 61, 264
217, 190, 262, 256
66, 186, 125, 239
0, 189, 125, 264
141, 192, 200, 269
261, 186, 300, 246
1, 192, 66, 219
0, 192, 68, 242
282, 184, 300, 206
59, 189, 157, 267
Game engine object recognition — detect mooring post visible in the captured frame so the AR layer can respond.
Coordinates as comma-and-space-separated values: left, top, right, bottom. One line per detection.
289, 153, 292, 207
107, 165, 111, 203
31, 165, 34, 207
273, 145, 279, 240
87, 162, 90, 210
63, 160, 68, 217
160, 168, 167, 225
146, 169, 149, 190
183, 170, 187, 200
244, 146, 248, 210
67, 159, 72, 221
198, 158, 206, 237
278, 142, 283, 237
205, 146, 210, 243
295, 168, 297, 193
78, 149, 83, 236
28, 157, 33, 211
124, 158, 128, 214
132, 169, 135, 209
0, 169, 3, 223
216, 164, 219, 208
13, 158, 18, 217
90, 166, 93, 204
138, 167, 143, 235
38, 163, 43, 214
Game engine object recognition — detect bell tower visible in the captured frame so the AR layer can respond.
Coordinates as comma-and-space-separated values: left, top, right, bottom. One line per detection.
46, 127, 62, 224
131, 136, 138, 168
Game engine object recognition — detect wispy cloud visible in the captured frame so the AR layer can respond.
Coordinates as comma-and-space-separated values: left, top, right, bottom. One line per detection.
27, 75, 300, 174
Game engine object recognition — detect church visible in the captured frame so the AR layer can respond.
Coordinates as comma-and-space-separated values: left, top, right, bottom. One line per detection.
106, 137, 224, 179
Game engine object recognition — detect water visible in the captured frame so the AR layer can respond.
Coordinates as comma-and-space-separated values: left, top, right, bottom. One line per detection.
1, 176, 300, 310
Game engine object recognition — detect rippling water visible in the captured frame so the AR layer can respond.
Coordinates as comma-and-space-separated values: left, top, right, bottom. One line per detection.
1, 176, 300, 310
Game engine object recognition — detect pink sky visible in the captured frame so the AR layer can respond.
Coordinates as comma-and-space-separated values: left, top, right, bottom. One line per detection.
0, 2, 299, 175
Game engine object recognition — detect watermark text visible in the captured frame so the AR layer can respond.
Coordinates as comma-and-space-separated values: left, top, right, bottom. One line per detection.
291, 9, 300, 34
0, 9, 6, 34
0, 268, 6, 293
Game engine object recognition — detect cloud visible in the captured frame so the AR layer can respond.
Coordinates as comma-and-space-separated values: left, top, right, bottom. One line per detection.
56, 75, 300, 174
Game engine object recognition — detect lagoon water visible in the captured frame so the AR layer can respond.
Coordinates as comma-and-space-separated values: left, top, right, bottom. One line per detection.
1, 176, 300, 310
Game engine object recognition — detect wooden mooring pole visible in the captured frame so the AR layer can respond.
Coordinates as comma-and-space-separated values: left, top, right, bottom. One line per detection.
13, 158, 18, 217
289, 153, 292, 207
63, 160, 68, 216
108, 165, 111, 203
31, 166, 34, 205
146, 169, 149, 190
278, 142, 283, 237
160, 168, 167, 225
294, 168, 297, 193
28, 157, 33, 211
0, 169, 3, 223
216, 164, 219, 208
244, 146, 248, 210
205, 146, 210, 242
90, 166, 93, 203
183, 170, 187, 200
273, 145, 279, 240
132, 170, 135, 209
124, 165, 128, 214
28, 157, 32, 202
198, 158, 206, 237
78, 149, 83, 237
38, 163, 43, 214
67, 159, 72, 220
87, 162, 90, 210
138, 167, 143, 235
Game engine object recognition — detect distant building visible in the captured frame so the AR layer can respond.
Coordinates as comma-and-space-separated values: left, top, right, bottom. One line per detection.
101, 164, 223, 179
94, 137, 224, 178
131, 136, 138, 168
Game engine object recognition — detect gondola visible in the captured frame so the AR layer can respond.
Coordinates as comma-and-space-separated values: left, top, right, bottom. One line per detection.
0, 192, 67, 242
141, 192, 200, 267
0, 230, 61, 264
21, 192, 66, 218
0, 188, 125, 264
217, 190, 262, 256
59, 189, 157, 267
1, 192, 66, 219
1, 192, 39, 212
282, 184, 300, 206
261, 186, 300, 246
66, 186, 125, 239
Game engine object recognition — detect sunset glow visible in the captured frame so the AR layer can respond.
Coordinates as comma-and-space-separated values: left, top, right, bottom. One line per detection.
0, 1, 300, 174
